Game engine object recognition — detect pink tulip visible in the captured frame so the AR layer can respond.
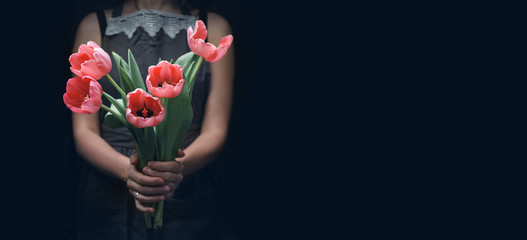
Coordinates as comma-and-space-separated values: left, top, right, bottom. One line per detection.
63, 76, 103, 114
187, 20, 233, 62
126, 89, 166, 128
146, 61, 185, 98
69, 41, 112, 80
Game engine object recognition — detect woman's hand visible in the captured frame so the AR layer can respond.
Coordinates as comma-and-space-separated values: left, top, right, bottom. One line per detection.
127, 150, 185, 213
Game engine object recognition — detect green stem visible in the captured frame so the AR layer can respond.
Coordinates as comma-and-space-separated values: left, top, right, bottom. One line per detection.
157, 98, 169, 161
187, 56, 204, 86
153, 201, 164, 229
100, 104, 127, 126
144, 212, 152, 228
105, 74, 127, 99
102, 92, 125, 115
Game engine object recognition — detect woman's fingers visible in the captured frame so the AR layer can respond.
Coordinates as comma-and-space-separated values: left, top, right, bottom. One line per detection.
140, 166, 181, 198
130, 171, 165, 186
143, 166, 183, 183
165, 182, 177, 197
130, 153, 139, 165
128, 153, 184, 202
176, 149, 185, 158
128, 164, 165, 186
128, 153, 173, 211
129, 189, 165, 203
127, 178, 171, 195
134, 199, 154, 213
147, 160, 183, 173
142, 161, 183, 199
128, 153, 164, 186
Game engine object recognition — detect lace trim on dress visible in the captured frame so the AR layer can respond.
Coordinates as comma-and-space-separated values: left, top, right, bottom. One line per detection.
105, 9, 196, 39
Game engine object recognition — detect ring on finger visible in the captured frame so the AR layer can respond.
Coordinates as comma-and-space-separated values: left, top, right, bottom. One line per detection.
134, 191, 139, 198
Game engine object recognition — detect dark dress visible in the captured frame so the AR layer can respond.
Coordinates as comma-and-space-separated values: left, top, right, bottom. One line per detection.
76, 5, 236, 240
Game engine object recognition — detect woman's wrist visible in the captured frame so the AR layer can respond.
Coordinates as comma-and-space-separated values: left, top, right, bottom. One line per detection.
119, 155, 131, 182
120, 166, 129, 182
177, 154, 191, 176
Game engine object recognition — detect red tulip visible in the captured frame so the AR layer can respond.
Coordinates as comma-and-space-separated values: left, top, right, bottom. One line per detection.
187, 20, 233, 62
69, 41, 112, 80
63, 76, 103, 114
126, 89, 166, 128
146, 61, 185, 98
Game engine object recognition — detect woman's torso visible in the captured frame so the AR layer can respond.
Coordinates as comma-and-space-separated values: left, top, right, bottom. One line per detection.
99, 5, 211, 151
76, 4, 235, 240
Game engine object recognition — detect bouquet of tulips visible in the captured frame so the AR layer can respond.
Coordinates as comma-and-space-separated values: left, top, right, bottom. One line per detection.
63, 20, 233, 229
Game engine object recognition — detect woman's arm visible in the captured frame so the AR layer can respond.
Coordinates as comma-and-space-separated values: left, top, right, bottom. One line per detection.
71, 12, 131, 182
73, 113, 130, 181
177, 13, 235, 175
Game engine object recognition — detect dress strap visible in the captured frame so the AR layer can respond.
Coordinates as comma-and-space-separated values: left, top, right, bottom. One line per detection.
112, 4, 123, 17
95, 9, 107, 37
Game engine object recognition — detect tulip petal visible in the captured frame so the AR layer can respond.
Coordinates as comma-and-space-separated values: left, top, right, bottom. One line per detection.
81, 97, 102, 113
148, 65, 157, 77
187, 26, 194, 46
187, 21, 233, 62
145, 61, 185, 98
69, 53, 91, 69
63, 76, 102, 114
152, 65, 162, 78
126, 89, 165, 128
93, 49, 112, 74
69, 41, 112, 79
63, 93, 83, 111
172, 79, 184, 96
81, 60, 105, 80
172, 64, 183, 81
193, 20, 208, 40
87, 41, 102, 49
66, 77, 87, 96
160, 62, 171, 82
78, 44, 95, 56
206, 35, 233, 62
194, 40, 216, 60
89, 79, 103, 98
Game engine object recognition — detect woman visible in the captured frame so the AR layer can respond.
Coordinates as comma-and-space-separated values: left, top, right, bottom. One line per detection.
71, 0, 235, 239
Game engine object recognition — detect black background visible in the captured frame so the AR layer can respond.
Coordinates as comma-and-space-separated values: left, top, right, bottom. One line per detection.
2, 0, 515, 239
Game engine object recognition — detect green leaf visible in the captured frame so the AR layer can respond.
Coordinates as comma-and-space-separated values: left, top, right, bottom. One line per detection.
151, 52, 202, 161
104, 103, 125, 129
103, 93, 125, 116
175, 52, 195, 73
118, 65, 135, 94
112, 52, 127, 69
112, 51, 133, 96
112, 52, 131, 77
128, 50, 146, 91
134, 127, 158, 169
175, 52, 202, 98
156, 94, 193, 162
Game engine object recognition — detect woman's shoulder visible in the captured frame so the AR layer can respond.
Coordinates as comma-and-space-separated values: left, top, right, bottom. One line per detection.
74, 9, 112, 46
78, 9, 112, 30
187, 9, 230, 31
206, 12, 232, 43
207, 12, 230, 30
